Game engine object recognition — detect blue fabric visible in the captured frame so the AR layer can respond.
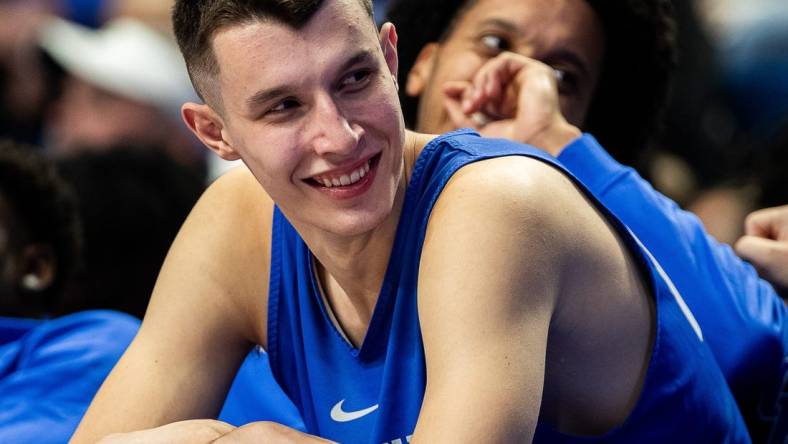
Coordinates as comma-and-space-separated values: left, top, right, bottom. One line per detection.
0, 309, 304, 443
0, 310, 139, 444
558, 135, 788, 440
219, 349, 306, 431
267, 129, 750, 443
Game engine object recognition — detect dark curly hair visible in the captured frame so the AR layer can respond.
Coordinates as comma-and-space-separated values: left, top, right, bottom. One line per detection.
386, 0, 677, 167
0, 141, 82, 314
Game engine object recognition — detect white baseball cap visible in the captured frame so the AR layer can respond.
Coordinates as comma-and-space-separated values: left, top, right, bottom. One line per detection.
38, 16, 197, 120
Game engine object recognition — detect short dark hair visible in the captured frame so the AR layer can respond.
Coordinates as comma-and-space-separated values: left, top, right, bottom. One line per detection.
172, 0, 374, 105
386, 0, 677, 166
0, 141, 82, 313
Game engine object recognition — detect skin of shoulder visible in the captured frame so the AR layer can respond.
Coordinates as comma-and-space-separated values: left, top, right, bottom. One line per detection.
71, 166, 274, 443
412, 154, 653, 440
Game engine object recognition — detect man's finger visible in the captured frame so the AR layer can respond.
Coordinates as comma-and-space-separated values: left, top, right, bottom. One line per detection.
443, 96, 477, 129
735, 235, 788, 283
744, 205, 788, 239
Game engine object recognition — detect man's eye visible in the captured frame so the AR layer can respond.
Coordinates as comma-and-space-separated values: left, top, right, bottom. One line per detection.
553, 68, 579, 96
480, 34, 510, 54
341, 70, 371, 89
269, 99, 300, 114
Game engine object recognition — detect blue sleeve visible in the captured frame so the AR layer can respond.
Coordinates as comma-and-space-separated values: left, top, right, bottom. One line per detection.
558, 134, 788, 430
0, 311, 139, 444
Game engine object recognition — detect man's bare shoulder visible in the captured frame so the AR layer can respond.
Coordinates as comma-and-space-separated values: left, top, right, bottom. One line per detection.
419, 155, 580, 327
202, 166, 274, 222
421, 153, 646, 336
150, 165, 275, 345
433, 155, 582, 238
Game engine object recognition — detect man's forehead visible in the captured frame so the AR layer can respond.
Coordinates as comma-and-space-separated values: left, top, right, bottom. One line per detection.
211, 0, 376, 67
209, 1, 380, 112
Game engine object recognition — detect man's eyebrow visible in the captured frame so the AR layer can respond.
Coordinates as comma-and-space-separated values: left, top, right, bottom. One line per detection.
477, 18, 519, 34
340, 49, 376, 73
475, 18, 591, 79
246, 86, 291, 111
244, 50, 377, 111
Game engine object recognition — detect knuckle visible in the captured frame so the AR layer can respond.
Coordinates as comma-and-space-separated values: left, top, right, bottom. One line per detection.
744, 212, 761, 229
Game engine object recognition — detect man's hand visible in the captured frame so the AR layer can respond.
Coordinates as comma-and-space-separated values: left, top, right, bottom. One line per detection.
735, 205, 788, 295
442, 52, 580, 156
214, 421, 336, 443
95, 420, 334, 444
96, 420, 235, 444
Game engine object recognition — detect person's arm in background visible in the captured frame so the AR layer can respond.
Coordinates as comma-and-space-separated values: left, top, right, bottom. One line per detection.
736, 205, 788, 296
446, 51, 787, 439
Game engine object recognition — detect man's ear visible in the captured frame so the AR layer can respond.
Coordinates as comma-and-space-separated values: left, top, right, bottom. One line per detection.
379, 22, 399, 89
182, 102, 241, 161
16, 244, 56, 293
405, 43, 438, 98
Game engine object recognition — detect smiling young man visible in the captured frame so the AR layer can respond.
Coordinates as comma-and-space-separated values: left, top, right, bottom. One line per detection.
71, 1, 750, 442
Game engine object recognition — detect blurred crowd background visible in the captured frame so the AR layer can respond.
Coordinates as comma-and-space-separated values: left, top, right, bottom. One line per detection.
0, 0, 787, 319
0, 0, 785, 441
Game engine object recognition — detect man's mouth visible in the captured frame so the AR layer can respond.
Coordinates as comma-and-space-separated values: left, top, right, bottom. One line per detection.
308, 153, 380, 189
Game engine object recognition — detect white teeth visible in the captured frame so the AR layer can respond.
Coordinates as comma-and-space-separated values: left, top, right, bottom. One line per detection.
315, 159, 372, 188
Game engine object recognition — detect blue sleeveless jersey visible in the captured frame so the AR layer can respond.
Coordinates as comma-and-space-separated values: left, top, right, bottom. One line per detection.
267, 129, 751, 443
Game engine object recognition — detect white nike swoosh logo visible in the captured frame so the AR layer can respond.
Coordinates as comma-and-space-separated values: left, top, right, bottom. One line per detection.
330, 399, 379, 422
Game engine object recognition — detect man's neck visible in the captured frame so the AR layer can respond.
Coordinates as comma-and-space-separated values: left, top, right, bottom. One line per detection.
304, 130, 430, 347
308, 174, 406, 347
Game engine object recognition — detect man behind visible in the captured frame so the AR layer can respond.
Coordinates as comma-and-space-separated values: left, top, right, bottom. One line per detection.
72, 0, 749, 442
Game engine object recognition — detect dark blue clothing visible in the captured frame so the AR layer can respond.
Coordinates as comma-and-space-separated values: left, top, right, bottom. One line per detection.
558, 135, 788, 440
266, 129, 750, 443
0, 311, 139, 443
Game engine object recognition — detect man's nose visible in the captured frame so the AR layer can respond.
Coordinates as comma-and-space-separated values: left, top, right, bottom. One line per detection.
308, 94, 364, 157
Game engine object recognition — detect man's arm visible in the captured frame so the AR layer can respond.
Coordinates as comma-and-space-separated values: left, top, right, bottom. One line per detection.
95, 420, 334, 444
70, 167, 272, 443
412, 157, 570, 441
